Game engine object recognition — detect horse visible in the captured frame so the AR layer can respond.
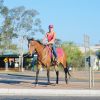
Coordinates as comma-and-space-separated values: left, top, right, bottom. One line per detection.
28, 38, 71, 85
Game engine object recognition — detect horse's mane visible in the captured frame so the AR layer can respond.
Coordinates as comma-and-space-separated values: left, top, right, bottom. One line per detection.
28, 38, 44, 45
36, 40, 43, 45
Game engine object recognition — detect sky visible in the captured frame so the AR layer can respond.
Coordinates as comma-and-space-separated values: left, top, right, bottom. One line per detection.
4, 0, 100, 46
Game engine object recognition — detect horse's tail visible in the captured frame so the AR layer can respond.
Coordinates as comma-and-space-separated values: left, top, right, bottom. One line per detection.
66, 62, 71, 78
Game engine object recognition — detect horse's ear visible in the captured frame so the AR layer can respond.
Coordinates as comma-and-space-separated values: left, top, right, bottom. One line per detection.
27, 38, 34, 43
31, 38, 34, 41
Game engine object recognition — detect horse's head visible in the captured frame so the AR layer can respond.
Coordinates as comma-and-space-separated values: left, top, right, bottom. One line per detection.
28, 38, 44, 56
28, 38, 37, 56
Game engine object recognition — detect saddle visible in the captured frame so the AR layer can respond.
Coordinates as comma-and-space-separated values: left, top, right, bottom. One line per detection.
43, 44, 64, 65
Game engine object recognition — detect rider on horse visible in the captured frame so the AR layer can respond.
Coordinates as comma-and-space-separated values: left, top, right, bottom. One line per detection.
43, 24, 58, 63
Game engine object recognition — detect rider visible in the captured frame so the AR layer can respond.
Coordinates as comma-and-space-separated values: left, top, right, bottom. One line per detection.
43, 24, 58, 62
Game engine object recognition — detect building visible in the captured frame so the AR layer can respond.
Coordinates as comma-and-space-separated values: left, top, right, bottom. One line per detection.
0, 52, 32, 71
78, 44, 100, 53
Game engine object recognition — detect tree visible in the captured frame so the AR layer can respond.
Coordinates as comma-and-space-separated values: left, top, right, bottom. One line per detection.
0, 1, 17, 53
62, 41, 84, 70
0, 0, 44, 54
10, 6, 44, 38
9, 6, 44, 53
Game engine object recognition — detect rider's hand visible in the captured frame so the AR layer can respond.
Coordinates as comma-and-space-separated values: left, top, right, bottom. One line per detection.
42, 41, 48, 45
47, 42, 50, 45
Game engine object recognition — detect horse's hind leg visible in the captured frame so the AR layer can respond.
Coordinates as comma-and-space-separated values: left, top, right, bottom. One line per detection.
56, 70, 59, 84
54, 65, 59, 84
64, 68, 68, 84
61, 59, 69, 84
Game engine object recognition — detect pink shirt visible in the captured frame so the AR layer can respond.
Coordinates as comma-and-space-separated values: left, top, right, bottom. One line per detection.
47, 33, 54, 42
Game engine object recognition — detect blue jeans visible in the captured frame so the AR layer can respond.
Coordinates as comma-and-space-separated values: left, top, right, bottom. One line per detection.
52, 44, 57, 58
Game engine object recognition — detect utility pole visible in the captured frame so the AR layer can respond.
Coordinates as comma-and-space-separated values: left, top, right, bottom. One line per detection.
84, 34, 90, 68
21, 35, 27, 72
84, 34, 87, 69
91, 55, 95, 87
21, 36, 24, 72
84, 34, 92, 89
19, 37, 24, 72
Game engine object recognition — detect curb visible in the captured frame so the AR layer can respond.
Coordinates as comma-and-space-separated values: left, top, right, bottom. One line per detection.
0, 89, 100, 96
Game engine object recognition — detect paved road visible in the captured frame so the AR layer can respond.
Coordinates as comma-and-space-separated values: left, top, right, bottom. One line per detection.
0, 96, 100, 100
0, 73, 100, 83
0, 71, 100, 89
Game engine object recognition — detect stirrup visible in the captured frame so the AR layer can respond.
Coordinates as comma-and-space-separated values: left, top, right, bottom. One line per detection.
55, 58, 59, 64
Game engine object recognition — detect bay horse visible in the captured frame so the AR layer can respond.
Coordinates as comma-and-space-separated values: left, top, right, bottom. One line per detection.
28, 38, 71, 85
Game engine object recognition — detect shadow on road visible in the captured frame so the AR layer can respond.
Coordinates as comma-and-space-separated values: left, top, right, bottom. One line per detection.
0, 80, 22, 84
7, 74, 35, 78
32, 82, 56, 86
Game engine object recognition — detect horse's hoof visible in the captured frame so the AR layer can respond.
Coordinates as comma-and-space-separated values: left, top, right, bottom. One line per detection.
35, 84, 38, 87
56, 81, 59, 84
48, 82, 51, 85
55, 83, 58, 86
56, 83, 58, 84
66, 81, 68, 84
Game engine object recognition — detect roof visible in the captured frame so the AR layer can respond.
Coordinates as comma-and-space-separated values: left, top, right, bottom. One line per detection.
0, 54, 19, 58
0, 53, 32, 58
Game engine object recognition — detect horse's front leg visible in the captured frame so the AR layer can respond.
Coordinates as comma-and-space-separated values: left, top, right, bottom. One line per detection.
35, 69, 39, 85
35, 64, 41, 86
47, 68, 50, 85
54, 65, 59, 84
